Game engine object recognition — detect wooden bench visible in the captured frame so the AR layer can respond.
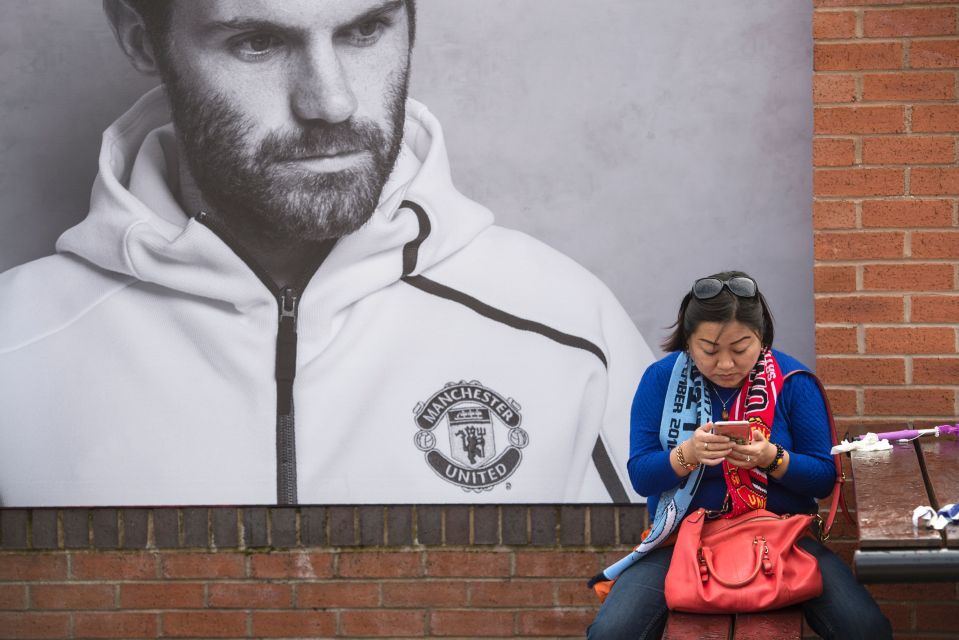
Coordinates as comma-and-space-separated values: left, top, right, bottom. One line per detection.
851, 436, 959, 582
663, 607, 803, 640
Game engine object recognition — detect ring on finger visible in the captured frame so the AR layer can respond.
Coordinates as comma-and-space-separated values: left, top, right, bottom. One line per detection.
746, 455, 751, 462
705, 442, 709, 451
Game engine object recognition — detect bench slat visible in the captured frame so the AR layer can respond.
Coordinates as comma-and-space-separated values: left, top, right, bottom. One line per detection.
733, 607, 803, 639
919, 438, 959, 548
851, 442, 941, 548
663, 612, 731, 640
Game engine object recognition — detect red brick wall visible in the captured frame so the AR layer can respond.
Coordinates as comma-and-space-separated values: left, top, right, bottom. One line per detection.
0, 506, 637, 639
813, 0, 959, 429
814, 0, 959, 637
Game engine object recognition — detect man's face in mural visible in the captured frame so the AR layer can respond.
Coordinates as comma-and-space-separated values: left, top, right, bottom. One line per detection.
154, 0, 412, 242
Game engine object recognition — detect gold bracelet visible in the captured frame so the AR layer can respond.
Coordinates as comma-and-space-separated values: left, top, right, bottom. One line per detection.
675, 444, 699, 471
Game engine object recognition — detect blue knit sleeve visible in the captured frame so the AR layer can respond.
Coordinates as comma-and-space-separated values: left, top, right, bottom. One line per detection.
626, 356, 684, 498
773, 365, 836, 500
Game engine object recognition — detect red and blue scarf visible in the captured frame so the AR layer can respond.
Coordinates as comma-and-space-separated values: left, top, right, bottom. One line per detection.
718, 348, 785, 517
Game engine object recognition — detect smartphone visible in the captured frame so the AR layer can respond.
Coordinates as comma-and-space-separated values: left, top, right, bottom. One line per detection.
713, 420, 752, 445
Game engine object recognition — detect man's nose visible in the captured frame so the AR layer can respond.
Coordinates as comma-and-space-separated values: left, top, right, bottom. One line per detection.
290, 44, 358, 124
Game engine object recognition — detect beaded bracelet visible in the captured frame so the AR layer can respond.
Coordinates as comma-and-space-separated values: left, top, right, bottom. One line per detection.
762, 443, 785, 474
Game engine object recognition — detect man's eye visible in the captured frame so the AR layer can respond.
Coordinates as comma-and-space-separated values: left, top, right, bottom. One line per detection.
233, 34, 283, 59
345, 18, 389, 45
357, 20, 380, 36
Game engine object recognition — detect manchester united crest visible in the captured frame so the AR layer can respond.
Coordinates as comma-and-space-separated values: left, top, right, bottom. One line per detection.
413, 380, 529, 492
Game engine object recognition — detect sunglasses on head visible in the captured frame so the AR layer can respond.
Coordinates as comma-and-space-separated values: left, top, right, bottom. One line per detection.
692, 276, 758, 300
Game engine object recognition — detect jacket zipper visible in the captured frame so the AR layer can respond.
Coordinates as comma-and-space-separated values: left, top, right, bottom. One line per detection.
275, 286, 299, 504
195, 212, 332, 505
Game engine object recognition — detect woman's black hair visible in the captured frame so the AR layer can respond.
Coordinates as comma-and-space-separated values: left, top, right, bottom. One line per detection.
661, 270, 775, 352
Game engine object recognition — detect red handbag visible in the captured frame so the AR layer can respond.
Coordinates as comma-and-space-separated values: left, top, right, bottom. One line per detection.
664, 370, 850, 614
664, 507, 822, 613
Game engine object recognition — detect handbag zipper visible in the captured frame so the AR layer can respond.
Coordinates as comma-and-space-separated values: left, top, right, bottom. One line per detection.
703, 513, 794, 536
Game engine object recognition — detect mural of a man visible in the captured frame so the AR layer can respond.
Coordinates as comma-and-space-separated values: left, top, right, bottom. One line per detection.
0, 0, 651, 506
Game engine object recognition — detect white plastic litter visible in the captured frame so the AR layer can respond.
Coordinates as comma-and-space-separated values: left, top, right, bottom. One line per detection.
830, 432, 893, 455
913, 504, 959, 531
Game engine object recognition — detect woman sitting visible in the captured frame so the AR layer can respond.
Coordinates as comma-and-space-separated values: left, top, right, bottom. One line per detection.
587, 271, 891, 640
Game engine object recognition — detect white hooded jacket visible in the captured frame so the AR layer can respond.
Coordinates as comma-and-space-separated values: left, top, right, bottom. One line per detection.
0, 88, 653, 506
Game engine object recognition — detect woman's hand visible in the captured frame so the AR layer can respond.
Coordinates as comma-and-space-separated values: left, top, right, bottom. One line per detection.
686, 423, 734, 467
725, 428, 777, 470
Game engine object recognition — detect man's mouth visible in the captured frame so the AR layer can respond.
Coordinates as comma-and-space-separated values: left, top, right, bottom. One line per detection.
282, 149, 371, 172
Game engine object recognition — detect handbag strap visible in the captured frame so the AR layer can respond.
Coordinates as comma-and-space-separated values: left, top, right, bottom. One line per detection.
781, 369, 853, 541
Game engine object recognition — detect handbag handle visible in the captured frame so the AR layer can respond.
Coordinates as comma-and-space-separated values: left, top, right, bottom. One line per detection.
699, 537, 768, 587
781, 369, 854, 540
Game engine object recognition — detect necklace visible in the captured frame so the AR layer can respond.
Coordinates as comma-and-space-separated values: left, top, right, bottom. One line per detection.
710, 382, 739, 420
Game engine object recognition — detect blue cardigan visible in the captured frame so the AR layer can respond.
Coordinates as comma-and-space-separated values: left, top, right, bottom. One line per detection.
628, 350, 835, 519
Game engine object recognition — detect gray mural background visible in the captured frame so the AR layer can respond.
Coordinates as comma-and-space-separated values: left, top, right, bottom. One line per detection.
0, 0, 814, 363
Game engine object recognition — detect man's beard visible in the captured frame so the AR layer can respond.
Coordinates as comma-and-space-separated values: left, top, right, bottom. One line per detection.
165, 70, 408, 244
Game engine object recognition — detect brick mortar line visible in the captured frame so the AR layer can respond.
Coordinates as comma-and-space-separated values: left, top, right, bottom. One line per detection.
814, 257, 959, 263
815, 288, 959, 294
817, 354, 921, 358
843, 32, 959, 39
813, 4, 959, 9
814, 100, 959, 106
812, 101, 957, 111
815, 165, 959, 171
825, 411, 958, 417
844, 70, 959, 76
819, 156, 959, 165
814, 38, 959, 45
815, 163, 959, 169
815, 224, 957, 229
815, 231, 958, 237
814, 0, 959, 7
813, 257, 959, 268
814, 195, 959, 200
0, 544, 630, 555
0, 538, 644, 553
818, 331, 959, 336
815, 222, 959, 228
810, 70, 870, 76
814, 1, 959, 5
814, 35, 959, 45
813, 82, 959, 89
816, 133, 959, 139
15, 602, 606, 611
817, 321, 959, 326
825, 386, 958, 391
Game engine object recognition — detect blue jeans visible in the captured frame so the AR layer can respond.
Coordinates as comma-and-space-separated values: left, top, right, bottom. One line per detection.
587, 538, 892, 640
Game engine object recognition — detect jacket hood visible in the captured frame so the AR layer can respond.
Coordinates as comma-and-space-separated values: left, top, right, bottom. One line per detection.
56, 86, 493, 314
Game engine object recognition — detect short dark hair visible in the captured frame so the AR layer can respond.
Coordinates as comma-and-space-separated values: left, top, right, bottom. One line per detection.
661, 270, 775, 352
127, 0, 418, 51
